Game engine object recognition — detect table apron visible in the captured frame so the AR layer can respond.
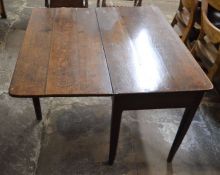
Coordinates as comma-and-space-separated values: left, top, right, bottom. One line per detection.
111, 92, 204, 110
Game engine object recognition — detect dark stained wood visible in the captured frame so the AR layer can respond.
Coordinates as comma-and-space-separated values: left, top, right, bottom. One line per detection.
95, 6, 213, 164
96, 7, 213, 94
9, 9, 55, 97
45, 0, 49, 7
49, 0, 86, 8
9, 7, 213, 164
109, 96, 123, 165
0, 0, 6, 18
9, 8, 112, 97
97, 7, 150, 93
120, 6, 211, 91
167, 93, 203, 162
46, 8, 112, 96
10, 7, 212, 97
32, 97, 42, 120
108, 91, 204, 164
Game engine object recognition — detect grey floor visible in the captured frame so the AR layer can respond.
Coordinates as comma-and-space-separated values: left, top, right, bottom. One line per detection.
0, 0, 220, 175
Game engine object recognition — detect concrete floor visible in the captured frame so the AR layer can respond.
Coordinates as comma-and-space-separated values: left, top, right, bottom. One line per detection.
0, 0, 220, 175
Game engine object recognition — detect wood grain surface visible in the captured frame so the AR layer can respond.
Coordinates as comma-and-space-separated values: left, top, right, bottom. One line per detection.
10, 8, 112, 97
10, 9, 54, 96
46, 8, 112, 95
9, 7, 212, 97
96, 6, 212, 94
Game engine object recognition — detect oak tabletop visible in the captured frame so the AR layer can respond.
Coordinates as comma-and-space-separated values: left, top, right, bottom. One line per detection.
9, 6, 213, 97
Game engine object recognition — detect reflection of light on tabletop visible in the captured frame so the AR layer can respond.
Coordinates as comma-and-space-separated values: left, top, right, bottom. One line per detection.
133, 29, 163, 91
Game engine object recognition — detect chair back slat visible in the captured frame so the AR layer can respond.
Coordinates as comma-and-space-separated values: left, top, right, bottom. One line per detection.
171, 0, 198, 44
202, 11, 220, 43
201, 0, 220, 43
208, 0, 220, 10
191, 0, 220, 81
182, 0, 198, 12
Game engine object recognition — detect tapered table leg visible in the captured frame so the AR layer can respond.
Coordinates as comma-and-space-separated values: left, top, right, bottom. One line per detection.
32, 97, 42, 121
45, 0, 49, 7
0, 0, 7, 18
108, 97, 123, 165
167, 100, 202, 162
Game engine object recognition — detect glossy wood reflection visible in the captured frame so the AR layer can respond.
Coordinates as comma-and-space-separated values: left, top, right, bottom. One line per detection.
9, 7, 213, 164
96, 7, 212, 94
10, 7, 212, 97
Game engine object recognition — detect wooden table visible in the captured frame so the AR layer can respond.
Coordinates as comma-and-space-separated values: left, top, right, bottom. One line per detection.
9, 7, 213, 164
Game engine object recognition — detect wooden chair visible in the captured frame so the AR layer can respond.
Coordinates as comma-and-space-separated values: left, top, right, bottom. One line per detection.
208, 0, 220, 9
0, 0, 6, 18
45, 0, 88, 8
172, 0, 199, 44
191, 0, 220, 83
97, 0, 142, 7
207, 0, 220, 28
